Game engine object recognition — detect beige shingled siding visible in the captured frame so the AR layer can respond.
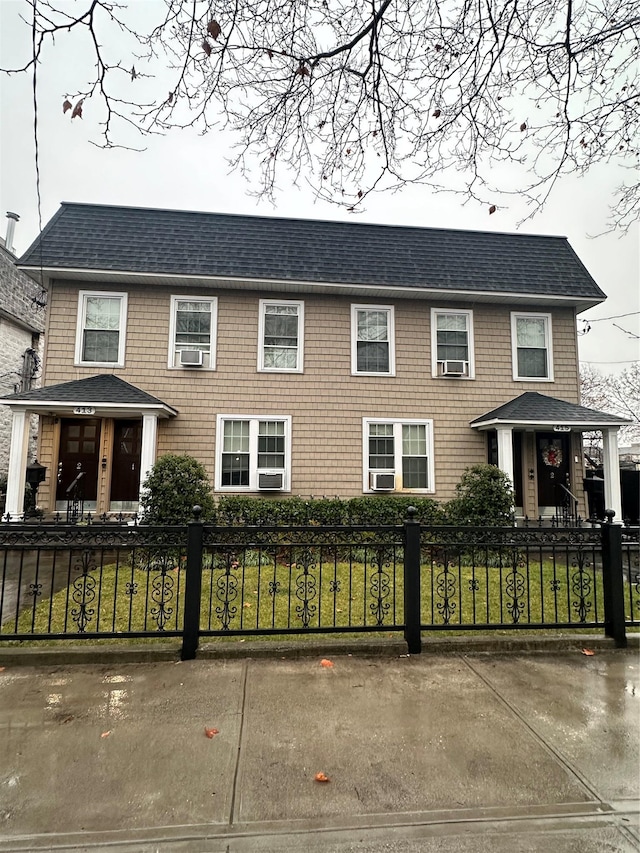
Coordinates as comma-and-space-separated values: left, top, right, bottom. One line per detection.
38, 281, 583, 511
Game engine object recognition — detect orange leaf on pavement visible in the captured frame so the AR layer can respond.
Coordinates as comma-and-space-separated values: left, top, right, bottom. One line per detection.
314, 772, 330, 782
582, 648, 595, 656
205, 727, 219, 738
320, 659, 334, 668
101, 730, 111, 738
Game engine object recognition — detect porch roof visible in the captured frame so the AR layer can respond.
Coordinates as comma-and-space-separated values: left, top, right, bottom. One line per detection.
0, 374, 178, 418
470, 392, 629, 431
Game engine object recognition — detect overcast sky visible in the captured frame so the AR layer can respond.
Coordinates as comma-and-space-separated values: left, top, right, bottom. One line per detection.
0, 0, 638, 373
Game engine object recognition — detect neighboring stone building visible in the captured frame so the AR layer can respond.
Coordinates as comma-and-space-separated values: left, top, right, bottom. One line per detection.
0, 213, 45, 497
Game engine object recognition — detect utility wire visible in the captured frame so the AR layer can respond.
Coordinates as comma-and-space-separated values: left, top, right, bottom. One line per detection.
582, 311, 639, 322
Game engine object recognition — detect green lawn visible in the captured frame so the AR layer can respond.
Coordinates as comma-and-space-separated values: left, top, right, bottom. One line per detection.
3, 544, 627, 643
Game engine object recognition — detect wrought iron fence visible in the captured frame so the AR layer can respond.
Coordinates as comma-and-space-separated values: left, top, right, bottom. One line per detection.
0, 522, 186, 640
419, 525, 607, 630
0, 511, 636, 657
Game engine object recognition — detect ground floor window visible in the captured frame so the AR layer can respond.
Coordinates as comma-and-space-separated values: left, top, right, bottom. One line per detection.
216, 415, 291, 491
363, 418, 434, 493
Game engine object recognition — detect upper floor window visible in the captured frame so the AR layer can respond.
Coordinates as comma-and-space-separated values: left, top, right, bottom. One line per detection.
75, 291, 127, 366
168, 296, 217, 369
363, 418, 434, 493
351, 305, 395, 375
258, 300, 304, 372
215, 415, 292, 491
511, 312, 553, 380
431, 309, 474, 378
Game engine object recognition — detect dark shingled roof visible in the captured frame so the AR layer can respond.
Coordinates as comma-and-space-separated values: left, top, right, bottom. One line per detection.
18, 203, 606, 302
1, 374, 176, 413
471, 392, 629, 427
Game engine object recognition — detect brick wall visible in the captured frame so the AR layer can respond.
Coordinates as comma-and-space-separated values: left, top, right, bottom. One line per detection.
37, 280, 583, 511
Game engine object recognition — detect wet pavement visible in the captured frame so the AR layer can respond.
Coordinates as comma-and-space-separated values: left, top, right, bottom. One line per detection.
0, 649, 638, 851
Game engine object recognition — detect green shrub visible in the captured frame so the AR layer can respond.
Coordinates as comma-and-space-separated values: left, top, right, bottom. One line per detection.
140, 454, 215, 524
445, 463, 514, 525
215, 495, 445, 526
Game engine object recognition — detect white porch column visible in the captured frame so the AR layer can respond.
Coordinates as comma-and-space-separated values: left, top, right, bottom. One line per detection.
138, 414, 158, 501
602, 427, 623, 522
5, 409, 30, 518
496, 426, 515, 489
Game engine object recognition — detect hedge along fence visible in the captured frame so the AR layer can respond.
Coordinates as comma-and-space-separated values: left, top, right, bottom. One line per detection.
141, 459, 513, 527
214, 495, 448, 527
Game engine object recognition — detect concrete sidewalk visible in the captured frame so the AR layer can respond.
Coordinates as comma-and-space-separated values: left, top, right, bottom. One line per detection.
0, 648, 638, 852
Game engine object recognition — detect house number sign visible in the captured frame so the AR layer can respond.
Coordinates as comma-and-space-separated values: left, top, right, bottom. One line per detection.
73, 406, 96, 415
553, 425, 570, 432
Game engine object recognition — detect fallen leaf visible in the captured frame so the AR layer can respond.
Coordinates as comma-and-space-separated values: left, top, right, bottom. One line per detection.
101, 730, 111, 738
314, 772, 330, 783
582, 648, 595, 656
243, 602, 252, 608
320, 659, 334, 668
205, 727, 219, 738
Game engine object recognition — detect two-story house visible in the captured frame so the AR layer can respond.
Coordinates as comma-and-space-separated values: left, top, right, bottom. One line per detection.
1, 203, 627, 520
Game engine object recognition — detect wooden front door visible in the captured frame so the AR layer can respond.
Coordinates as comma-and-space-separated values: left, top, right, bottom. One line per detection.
56, 418, 100, 504
110, 419, 142, 508
536, 432, 570, 512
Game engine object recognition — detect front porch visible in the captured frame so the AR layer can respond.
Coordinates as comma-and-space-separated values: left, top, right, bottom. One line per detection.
471, 392, 630, 523
1, 375, 177, 518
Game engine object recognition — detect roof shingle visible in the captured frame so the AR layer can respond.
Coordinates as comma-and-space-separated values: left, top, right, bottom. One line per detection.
1, 374, 175, 412
470, 392, 629, 427
18, 203, 605, 303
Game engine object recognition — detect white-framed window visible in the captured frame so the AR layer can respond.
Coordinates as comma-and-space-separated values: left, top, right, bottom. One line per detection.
168, 295, 217, 369
362, 418, 434, 493
431, 308, 474, 378
215, 415, 292, 491
75, 290, 128, 366
511, 312, 554, 380
258, 299, 304, 372
351, 305, 395, 375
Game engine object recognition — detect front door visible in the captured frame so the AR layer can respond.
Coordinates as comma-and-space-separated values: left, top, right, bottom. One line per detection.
109, 419, 142, 511
56, 418, 100, 509
536, 432, 570, 514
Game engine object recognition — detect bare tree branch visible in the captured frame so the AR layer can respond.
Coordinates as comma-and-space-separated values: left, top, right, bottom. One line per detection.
2, 0, 639, 224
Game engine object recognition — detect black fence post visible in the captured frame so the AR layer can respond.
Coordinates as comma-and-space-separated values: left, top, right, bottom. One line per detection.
403, 507, 422, 654
601, 509, 627, 648
181, 505, 204, 661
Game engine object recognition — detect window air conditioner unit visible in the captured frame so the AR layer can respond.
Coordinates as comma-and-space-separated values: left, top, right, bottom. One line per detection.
258, 471, 284, 490
370, 472, 395, 491
439, 360, 468, 377
180, 350, 204, 367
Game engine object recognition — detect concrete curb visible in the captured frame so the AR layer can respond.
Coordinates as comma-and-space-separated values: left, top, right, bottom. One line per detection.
0, 632, 637, 666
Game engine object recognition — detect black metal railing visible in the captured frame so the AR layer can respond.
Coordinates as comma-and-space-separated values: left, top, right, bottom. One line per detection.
556, 482, 580, 524
0, 510, 637, 658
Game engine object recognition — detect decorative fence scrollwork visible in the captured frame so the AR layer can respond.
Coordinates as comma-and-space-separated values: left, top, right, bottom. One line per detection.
0, 518, 635, 653
295, 548, 318, 628
70, 549, 98, 633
